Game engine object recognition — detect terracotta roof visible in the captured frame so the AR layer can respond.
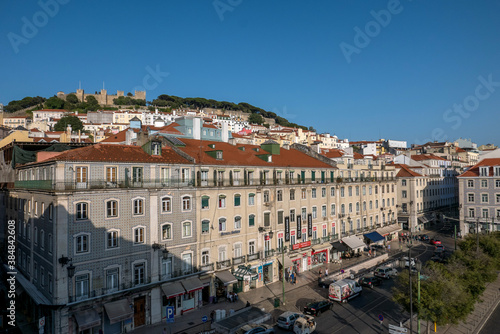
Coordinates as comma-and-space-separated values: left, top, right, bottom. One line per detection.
40, 143, 190, 164
321, 149, 344, 158
176, 139, 334, 168
458, 158, 500, 177
353, 152, 364, 159
411, 154, 448, 161
100, 129, 128, 143
394, 164, 423, 177
456, 147, 466, 153
203, 124, 218, 129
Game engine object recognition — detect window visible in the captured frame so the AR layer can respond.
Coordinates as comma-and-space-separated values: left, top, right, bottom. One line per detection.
263, 191, 270, 203
356, 202, 360, 213
133, 199, 144, 215
348, 203, 352, 213
132, 167, 143, 183
375, 200, 379, 208
402, 190, 407, 198
290, 209, 295, 222
468, 194, 474, 202
161, 258, 172, 280
311, 188, 317, 198
134, 227, 144, 244
234, 194, 241, 206
201, 250, 210, 265
182, 196, 191, 211
481, 180, 488, 188
497, 194, 500, 203
301, 189, 306, 199
277, 190, 283, 201
467, 180, 474, 187
134, 263, 145, 285
290, 189, 295, 200
341, 204, 345, 214
219, 218, 226, 231
234, 243, 242, 257
249, 241, 255, 254
331, 187, 335, 196
331, 204, 336, 215
34, 227, 38, 245
348, 187, 352, 197
75, 234, 89, 254
106, 167, 117, 183
356, 186, 359, 196
48, 234, 52, 254
233, 216, 241, 229
76, 167, 87, 183
312, 207, 317, 219
202, 220, 210, 234
162, 224, 173, 240
201, 196, 209, 209
277, 211, 283, 224
106, 230, 118, 248
301, 208, 307, 220
482, 209, 489, 218
233, 171, 240, 185
496, 180, 500, 188
218, 195, 226, 208
480, 167, 488, 176
322, 205, 327, 217
340, 187, 345, 197
363, 201, 366, 211
182, 221, 192, 237
248, 214, 255, 227
106, 268, 119, 292
218, 247, 227, 261
468, 208, 475, 218
106, 200, 118, 218
248, 193, 255, 205
162, 197, 172, 213
76, 202, 88, 220
48, 274, 53, 294
322, 187, 326, 197
161, 167, 169, 184
482, 194, 489, 203
75, 274, 89, 300
264, 212, 270, 226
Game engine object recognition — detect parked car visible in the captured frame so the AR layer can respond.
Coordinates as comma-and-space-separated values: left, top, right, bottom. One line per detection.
402, 256, 416, 268
236, 323, 275, 334
303, 300, 333, 316
293, 316, 316, 334
358, 276, 382, 288
420, 234, 430, 242
430, 255, 445, 263
318, 277, 335, 288
374, 266, 398, 279
277, 312, 314, 330
435, 245, 445, 252
430, 239, 442, 245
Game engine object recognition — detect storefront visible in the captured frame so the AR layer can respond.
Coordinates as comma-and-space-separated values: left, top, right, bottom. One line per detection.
341, 235, 367, 255
200, 276, 212, 304
377, 225, 402, 243
363, 231, 385, 246
330, 241, 348, 261
277, 255, 293, 282
310, 248, 328, 268
233, 265, 258, 292
161, 281, 185, 318
262, 262, 273, 284
180, 277, 204, 313
215, 270, 238, 301
103, 298, 134, 334
291, 257, 301, 273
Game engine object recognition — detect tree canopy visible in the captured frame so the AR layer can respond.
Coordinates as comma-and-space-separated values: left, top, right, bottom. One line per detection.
3, 96, 46, 113
113, 96, 146, 106
54, 115, 84, 132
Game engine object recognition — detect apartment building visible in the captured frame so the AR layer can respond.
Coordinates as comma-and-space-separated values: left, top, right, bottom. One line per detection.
458, 158, 500, 236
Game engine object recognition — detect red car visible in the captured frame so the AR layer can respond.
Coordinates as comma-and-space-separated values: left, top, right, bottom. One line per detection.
430, 239, 441, 245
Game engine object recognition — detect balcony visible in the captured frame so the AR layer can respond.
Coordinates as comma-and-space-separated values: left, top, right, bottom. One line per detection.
312, 238, 321, 245
232, 255, 246, 266
247, 252, 260, 261
216, 260, 231, 270
264, 249, 275, 258
321, 235, 330, 243
15, 179, 196, 191
330, 233, 339, 241
200, 263, 214, 272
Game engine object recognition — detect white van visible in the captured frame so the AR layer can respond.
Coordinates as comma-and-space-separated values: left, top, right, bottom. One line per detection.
329, 279, 363, 303
293, 317, 316, 334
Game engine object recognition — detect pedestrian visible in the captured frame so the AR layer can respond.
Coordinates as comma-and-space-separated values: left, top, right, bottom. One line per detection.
318, 268, 322, 277
285, 269, 289, 282
210, 310, 215, 324
290, 272, 295, 285
234, 292, 238, 302
163, 327, 167, 334
227, 291, 231, 302
246, 301, 251, 307
325, 268, 328, 277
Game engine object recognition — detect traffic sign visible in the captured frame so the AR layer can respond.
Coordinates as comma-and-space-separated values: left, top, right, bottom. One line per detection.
39, 317, 45, 328
378, 314, 384, 321
202, 315, 208, 323
166, 306, 174, 323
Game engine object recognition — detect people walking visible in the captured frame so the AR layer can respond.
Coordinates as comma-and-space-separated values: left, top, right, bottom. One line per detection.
325, 268, 328, 277
318, 268, 322, 278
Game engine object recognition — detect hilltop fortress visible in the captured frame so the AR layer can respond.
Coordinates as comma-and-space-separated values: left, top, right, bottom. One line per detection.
57, 89, 146, 106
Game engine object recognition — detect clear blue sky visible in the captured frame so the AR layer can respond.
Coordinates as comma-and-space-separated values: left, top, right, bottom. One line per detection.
2, 0, 500, 146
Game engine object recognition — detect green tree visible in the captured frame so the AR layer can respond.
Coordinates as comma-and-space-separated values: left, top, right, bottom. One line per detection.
248, 113, 264, 124
44, 96, 66, 109
54, 115, 84, 132
66, 94, 79, 104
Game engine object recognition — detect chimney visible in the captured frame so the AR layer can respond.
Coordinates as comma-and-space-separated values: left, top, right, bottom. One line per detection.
125, 128, 133, 145
221, 122, 229, 142
193, 117, 201, 140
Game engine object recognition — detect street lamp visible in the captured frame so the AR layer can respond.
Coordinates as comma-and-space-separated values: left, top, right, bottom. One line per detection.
59, 255, 75, 278
152, 243, 170, 259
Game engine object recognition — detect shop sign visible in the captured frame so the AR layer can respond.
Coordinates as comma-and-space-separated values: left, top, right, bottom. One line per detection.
292, 240, 311, 250
297, 216, 302, 239
285, 216, 290, 241
308, 214, 312, 237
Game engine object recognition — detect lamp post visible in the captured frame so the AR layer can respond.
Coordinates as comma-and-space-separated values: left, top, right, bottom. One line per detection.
416, 260, 422, 334
282, 246, 286, 305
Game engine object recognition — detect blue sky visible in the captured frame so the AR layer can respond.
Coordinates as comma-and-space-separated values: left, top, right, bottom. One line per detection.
1, 0, 500, 146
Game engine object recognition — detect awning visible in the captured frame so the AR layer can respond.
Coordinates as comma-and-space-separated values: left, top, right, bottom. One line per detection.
377, 224, 402, 237
233, 266, 258, 281
330, 241, 348, 252
181, 277, 204, 293
74, 309, 101, 330
398, 217, 409, 223
278, 255, 293, 268
161, 281, 186, 298
364, 231, 385, 244
215, 270, 238, 285
200, 277, 211, 287
104, 299, 133, 325
341, 235, 367, 251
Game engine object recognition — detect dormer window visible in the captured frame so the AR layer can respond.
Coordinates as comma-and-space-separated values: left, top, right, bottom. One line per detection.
480, 167, 489, 177
216, 151, 223, 160
495, 167, 500, 177
151, 141, 161, 156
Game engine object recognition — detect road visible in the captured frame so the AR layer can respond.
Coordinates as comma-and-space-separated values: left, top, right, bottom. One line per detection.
271, 224, 458, 333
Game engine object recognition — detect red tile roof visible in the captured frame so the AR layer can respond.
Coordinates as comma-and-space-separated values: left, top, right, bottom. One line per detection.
394, 164, 423, 177
411, 154, 448, 161
176, 139, 333, 168
353, 152, 364, 159
42, 144, 190, 164
321, 149, 344, 158
100, 129, 128, 143
458, 158, 500, 177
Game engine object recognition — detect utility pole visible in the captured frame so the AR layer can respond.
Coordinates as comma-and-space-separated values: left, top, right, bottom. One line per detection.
476, 217, 480, 254
282, 246, 286, 305
417, 267, 421, 334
